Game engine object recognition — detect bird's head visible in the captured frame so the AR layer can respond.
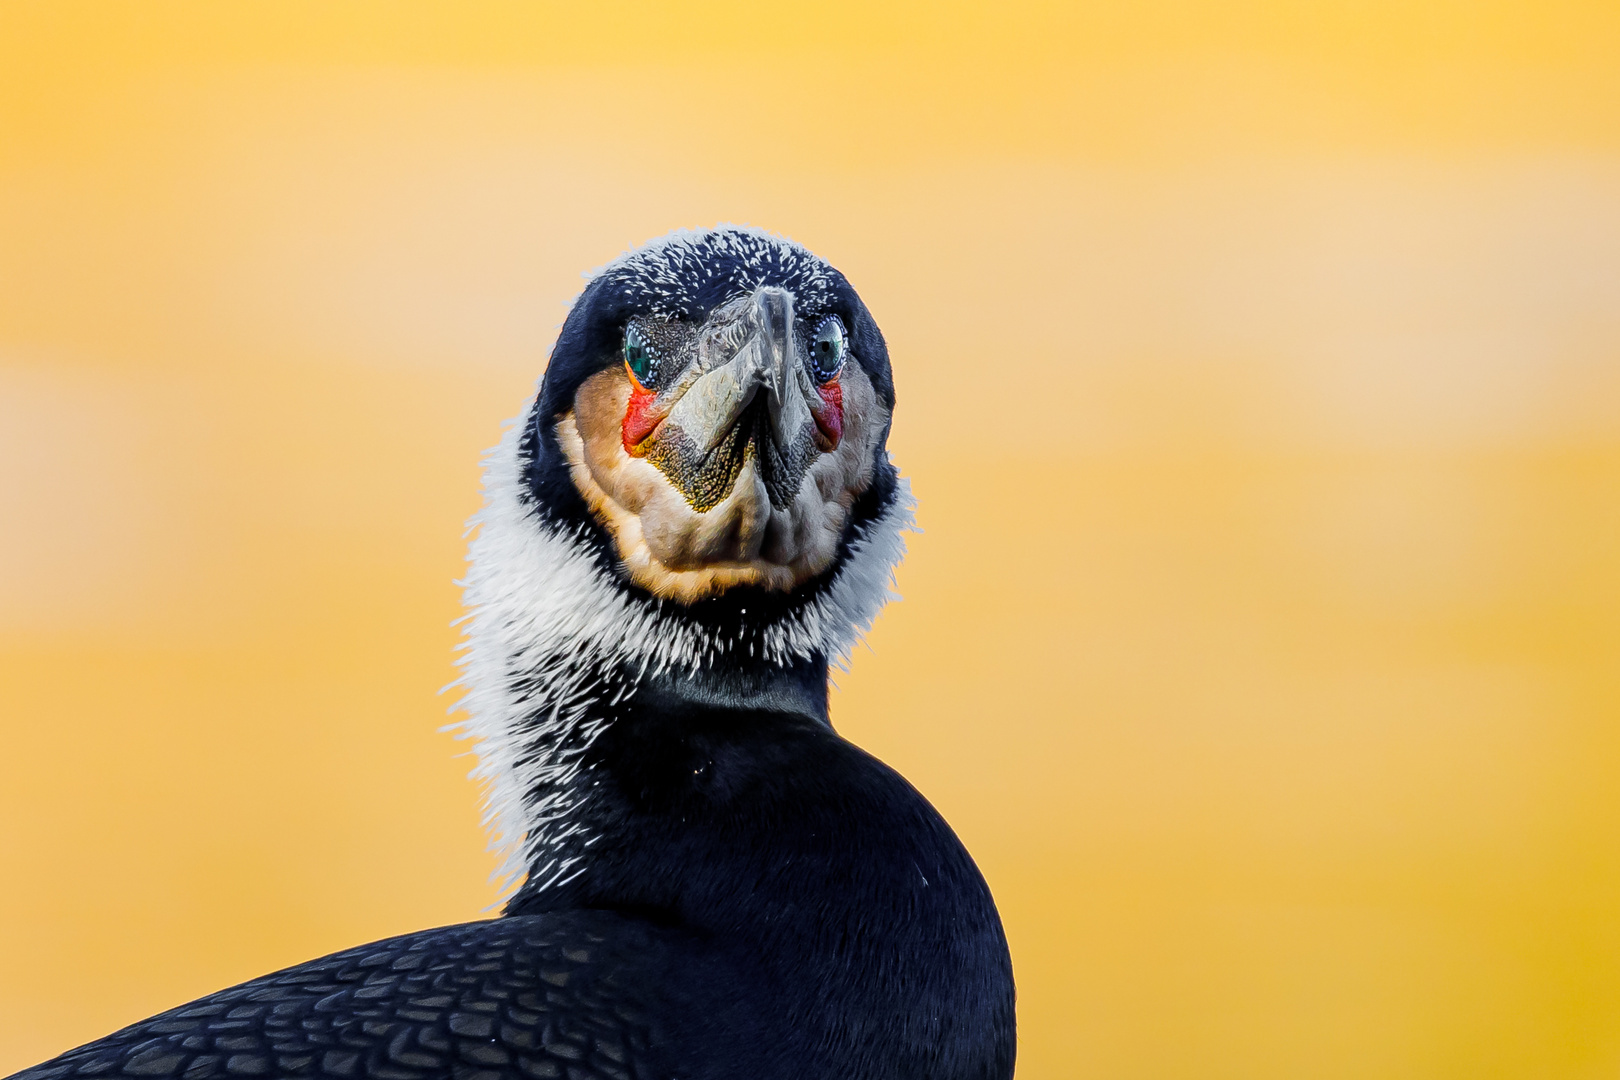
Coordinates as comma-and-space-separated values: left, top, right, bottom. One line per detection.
524, 226, 897, 603
458, 227, 913, 891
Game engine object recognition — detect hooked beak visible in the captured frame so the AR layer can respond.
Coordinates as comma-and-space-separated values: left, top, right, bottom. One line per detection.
639, 286, 820, 512
662, 287, 814, 454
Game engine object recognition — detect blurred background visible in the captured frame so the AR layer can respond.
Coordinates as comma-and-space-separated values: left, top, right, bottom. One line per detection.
3, 2, 1619, 1076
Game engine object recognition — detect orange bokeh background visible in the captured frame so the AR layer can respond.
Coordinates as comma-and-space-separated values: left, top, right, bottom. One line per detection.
4, 3, 1620, 1076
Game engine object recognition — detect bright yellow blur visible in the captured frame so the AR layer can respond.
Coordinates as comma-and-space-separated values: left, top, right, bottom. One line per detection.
3, 3, 1619, 1076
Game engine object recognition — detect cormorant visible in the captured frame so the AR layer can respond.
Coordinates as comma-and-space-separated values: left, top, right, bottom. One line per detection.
11, 227, 1016, 1080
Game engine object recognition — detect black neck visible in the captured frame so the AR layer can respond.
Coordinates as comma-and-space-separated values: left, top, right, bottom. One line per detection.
499, 646, 1014, 1079
632, 652, 831, 729
499, 649, 831, 909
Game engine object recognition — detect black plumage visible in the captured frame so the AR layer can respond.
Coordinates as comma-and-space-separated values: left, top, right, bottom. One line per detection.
11, 228, 1014, 1080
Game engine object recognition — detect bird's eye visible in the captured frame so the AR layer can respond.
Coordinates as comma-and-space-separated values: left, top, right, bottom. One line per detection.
624, 323, 656, 387
808, 316, 846, 383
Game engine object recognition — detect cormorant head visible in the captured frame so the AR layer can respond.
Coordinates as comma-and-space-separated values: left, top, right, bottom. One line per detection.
458, 227, 913, 892
522, 226, 897, 603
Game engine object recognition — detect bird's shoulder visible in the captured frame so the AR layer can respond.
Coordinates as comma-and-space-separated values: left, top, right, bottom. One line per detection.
11, 910, 735, 1080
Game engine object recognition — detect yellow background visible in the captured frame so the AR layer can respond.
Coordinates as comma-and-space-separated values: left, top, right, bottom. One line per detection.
4, 2, 1620, 1075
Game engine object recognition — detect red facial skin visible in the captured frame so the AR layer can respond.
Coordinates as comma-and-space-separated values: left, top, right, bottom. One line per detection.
620, 365, 846, 455
621, 378, 661, 455
811, 377, 844, 451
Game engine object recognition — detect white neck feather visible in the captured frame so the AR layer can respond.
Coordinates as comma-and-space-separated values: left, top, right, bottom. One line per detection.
448, 398, 916, 897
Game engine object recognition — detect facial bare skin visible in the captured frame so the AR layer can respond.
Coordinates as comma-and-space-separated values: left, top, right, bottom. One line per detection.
558, 362, 888, 603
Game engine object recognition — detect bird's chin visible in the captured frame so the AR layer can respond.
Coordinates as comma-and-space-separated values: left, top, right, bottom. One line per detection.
559, 365, 887, 604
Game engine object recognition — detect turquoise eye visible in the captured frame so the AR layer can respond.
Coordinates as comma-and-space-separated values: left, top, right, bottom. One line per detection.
624, 324, 655, 385
809, 316, 846, 382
